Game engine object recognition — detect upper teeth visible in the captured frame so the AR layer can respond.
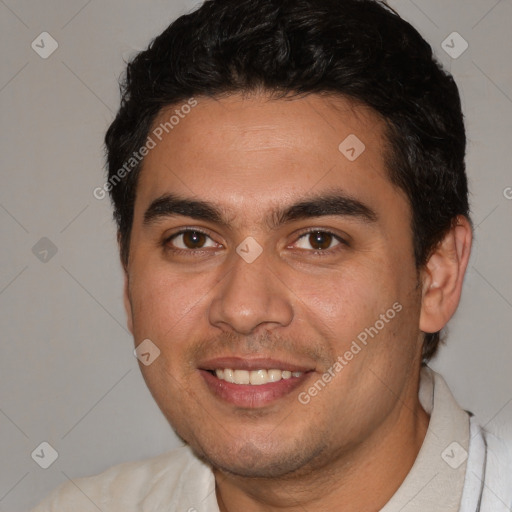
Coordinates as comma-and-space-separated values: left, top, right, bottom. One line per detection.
215, 369, 303, 385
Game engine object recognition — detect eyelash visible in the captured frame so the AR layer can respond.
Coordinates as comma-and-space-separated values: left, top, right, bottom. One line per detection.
162, 228, 348, 257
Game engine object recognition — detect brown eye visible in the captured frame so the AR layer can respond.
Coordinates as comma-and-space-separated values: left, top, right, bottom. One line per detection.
309, 231, 334, 250
182, 231, 207, 249
295, 230, 341, 251
167, 230, 217, 250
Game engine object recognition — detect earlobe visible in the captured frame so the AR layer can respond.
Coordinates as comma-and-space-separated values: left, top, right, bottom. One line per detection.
419, 216, 472, 334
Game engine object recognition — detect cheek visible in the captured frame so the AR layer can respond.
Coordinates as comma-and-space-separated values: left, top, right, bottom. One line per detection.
293, 265, 389, 342
295, 259, 419, 379
128, 263, 208, 341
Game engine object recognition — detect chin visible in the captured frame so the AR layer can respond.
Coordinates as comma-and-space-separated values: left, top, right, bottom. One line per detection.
189, 436, 329, 479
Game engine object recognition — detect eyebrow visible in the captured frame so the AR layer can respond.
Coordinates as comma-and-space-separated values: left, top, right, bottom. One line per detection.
143, 190, 378, 229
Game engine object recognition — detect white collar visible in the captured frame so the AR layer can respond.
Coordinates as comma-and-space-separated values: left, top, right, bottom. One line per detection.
380, 366, 470, 511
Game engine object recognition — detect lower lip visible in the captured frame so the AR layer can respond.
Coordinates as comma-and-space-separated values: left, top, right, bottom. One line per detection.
200, 370, 311, 408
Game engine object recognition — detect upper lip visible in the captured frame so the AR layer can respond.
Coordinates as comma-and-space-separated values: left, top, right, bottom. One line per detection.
198, 356, 314, 373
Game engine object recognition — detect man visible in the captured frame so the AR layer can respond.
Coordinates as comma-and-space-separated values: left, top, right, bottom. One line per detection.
33, 0, 511, 510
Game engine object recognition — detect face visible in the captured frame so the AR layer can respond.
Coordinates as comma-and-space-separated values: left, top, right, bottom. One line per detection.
124, 93, 424, 478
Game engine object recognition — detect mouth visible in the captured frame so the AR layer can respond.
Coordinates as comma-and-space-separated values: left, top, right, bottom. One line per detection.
198, 357, 314, 408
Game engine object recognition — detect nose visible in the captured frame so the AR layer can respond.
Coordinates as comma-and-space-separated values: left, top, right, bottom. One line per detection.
208, 247, 294, 336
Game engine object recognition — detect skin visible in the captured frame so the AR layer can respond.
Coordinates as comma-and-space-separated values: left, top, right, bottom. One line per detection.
123, 93, 472, 511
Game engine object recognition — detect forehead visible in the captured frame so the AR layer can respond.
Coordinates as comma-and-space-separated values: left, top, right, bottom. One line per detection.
134, 93, 407, 228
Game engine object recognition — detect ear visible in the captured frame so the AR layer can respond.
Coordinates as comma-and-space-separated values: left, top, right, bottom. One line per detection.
118, 231, 134, 335
123, 270, 134, 335
419, 215, 473, 334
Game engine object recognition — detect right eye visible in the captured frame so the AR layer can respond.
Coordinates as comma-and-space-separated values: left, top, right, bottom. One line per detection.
164, 229, 220, 252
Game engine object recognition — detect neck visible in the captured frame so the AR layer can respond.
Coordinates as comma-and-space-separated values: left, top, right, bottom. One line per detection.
214, 383, 429, 512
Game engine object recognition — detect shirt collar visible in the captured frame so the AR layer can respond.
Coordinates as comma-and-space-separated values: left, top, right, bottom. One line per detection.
380, 366, 470, 511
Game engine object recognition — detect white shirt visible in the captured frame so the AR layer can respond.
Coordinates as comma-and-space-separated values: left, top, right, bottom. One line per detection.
31, 367, 512, 512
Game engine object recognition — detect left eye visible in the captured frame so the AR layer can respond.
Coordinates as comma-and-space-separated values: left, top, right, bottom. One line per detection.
294, 231, 342, 251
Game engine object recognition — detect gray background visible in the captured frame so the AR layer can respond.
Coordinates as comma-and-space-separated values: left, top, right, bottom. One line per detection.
0, 0, 511, 510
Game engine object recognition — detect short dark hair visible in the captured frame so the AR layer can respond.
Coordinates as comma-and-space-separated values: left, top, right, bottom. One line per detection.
104, 0, 471, 362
